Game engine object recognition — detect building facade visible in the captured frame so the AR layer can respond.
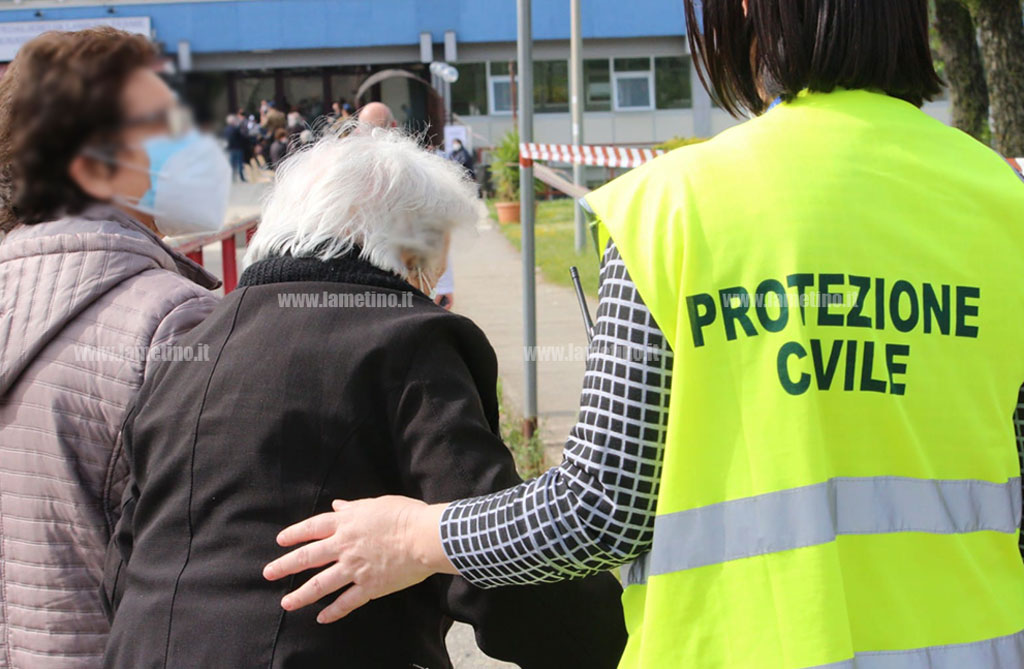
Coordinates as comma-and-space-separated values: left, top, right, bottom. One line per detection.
0, 0, 951, 150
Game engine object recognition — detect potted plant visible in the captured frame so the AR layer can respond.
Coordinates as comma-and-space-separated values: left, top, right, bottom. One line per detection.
490, 129, 523, 224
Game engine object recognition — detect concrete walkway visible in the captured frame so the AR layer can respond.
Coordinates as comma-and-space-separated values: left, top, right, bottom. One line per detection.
202, 184, 592, 668
443, 218, 599, 667
449, 218, 597, 457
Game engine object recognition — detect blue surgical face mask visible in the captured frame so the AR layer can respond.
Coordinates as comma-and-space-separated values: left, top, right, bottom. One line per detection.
112, 131, 232, 237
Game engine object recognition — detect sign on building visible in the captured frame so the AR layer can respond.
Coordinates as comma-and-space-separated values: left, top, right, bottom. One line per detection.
0, 17, 152, 62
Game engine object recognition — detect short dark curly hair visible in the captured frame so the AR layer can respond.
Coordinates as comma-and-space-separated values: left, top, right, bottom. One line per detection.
0, 27, 157, 232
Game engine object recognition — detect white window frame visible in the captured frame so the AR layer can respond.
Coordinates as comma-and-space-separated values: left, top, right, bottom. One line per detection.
487, 63, 513, 116
612, 57, 654, 112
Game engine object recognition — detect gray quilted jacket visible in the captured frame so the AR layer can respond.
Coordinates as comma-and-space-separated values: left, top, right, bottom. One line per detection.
0, 205, 219, 668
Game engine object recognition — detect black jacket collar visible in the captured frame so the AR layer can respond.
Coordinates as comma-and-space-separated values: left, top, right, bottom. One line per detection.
239, 249, 424, 297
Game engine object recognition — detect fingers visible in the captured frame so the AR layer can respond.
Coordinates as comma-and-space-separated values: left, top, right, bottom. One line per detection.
263, 538, 339, 582
276, 511, 341, 547
261, 498, 388, 622
316, 585, 371, 624
264, 504, 353, 581
279, 562, 353, 612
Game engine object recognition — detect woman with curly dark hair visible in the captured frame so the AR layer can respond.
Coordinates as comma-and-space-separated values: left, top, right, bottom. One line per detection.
0, 27, 228, 666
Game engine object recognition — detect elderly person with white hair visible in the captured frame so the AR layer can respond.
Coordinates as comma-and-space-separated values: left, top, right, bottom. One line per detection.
100, 128, 627, 669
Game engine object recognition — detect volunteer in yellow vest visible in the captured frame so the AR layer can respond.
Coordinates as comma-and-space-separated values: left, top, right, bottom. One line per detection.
262, 1, 1024, 666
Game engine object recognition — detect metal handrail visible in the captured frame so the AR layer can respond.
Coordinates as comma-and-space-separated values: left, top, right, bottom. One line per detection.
168, 215, 259, 294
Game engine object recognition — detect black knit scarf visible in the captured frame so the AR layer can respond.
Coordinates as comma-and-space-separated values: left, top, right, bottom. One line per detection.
239, 248, 425, 298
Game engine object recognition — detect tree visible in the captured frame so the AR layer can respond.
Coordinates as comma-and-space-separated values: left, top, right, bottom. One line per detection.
933, 0, 990, 140
969, 0, 1024, 155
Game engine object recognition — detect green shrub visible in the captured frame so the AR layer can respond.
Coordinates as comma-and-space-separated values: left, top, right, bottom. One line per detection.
487, 128, 548, 201
489, 129, 521, 201
497, 379, 547, 479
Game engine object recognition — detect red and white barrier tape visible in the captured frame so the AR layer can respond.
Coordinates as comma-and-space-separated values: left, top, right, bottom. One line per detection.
520, 146, 1024, 178
520, 143, 664, 168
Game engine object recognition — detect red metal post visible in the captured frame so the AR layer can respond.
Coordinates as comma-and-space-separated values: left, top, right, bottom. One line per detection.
186, 250, 203, 266
221, 234, 238, 294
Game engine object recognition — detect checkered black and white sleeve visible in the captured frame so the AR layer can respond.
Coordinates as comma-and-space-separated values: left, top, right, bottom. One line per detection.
440, 240, 674, 587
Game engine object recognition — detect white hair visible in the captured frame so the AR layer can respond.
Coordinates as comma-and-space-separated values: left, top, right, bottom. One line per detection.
244, 125, 485, 276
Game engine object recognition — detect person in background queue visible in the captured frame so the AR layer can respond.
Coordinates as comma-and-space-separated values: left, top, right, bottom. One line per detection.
448, 138, 475, 181
358, 101, 398, 129
0, 27, 229, 667
223, 113, 248, 182
262, 102, 286, 147
269, 127, 289, 168
264, 2, 1024, 668
330, 100, 353, 122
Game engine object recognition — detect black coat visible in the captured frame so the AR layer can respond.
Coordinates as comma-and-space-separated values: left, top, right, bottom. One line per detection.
102, 252, 627, 669
450, 146, 475, 178
223, 123, 248, 152
269, 139, 289, 167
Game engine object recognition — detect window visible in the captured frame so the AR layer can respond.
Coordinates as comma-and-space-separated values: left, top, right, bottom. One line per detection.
452, 62, 487, 116
282, 73, 324, 119
490, 77, 512, 115
584, 59, 611, 112
477, 55, 690, 116
184, 72, 229, 126
488, 61, 513, 115
330, 73, 361, 108
235, 76, 275, 116
655, 56, 692, 109
534, 60, 569, 114
613, 57, 653, 110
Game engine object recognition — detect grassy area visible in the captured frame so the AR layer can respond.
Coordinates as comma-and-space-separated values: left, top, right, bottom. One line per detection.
497, 379, 546, 480
488, 198, 601, 299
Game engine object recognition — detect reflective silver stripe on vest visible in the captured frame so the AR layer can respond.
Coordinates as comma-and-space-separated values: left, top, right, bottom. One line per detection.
809, 627, 1024, 669
622, 476, 1021, 587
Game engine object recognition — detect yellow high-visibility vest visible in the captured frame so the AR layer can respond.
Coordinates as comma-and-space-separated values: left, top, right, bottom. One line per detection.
585, 89, 1024, 668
